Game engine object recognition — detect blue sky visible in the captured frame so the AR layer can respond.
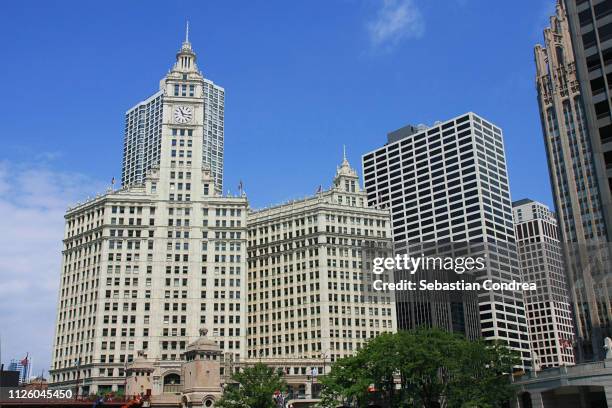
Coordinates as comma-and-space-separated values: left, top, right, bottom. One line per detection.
0, 0, 555, 375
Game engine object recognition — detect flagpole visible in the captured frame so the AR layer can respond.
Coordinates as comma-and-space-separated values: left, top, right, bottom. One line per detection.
22, 353, 29, 385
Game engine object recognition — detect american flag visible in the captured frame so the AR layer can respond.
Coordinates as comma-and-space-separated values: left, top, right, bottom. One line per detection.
20, 353, 28, 367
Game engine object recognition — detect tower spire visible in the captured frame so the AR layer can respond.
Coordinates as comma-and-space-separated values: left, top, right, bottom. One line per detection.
341, 145, 350, 167
334, 144, 358, 189
173, 20, 198, 73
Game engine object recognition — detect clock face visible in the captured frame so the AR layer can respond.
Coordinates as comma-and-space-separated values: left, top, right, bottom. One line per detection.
174, 106, 193, 124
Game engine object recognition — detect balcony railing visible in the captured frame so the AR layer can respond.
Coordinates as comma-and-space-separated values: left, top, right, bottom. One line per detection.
163, 384, 182, 393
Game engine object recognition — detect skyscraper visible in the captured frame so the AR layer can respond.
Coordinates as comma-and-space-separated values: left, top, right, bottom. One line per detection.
535, 0, 611, 360
8, 358, 30, 385
122, 26, 225, 194
362, 113, 531, 367
561, 0, 612, 238
535, 0, 608, 244
49, 31, 246, 395
513, 199, 575, 368
246, 154, 396, 364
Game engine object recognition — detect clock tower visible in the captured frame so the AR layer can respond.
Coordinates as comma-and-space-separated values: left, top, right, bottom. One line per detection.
154, 28, 209, 201
122, 24, 225, 194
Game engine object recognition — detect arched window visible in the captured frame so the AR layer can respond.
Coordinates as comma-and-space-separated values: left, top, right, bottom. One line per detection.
163, 373, 180, 385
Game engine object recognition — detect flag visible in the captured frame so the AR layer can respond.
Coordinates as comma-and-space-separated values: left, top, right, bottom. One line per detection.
316, 185, 322, 194
238, 180, 244, 193
111, 177, 116, 186
20, 353, 28, 367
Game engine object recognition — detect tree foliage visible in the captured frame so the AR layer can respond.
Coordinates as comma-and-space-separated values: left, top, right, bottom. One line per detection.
318, 328, 519, 408
215, 363, 287, 408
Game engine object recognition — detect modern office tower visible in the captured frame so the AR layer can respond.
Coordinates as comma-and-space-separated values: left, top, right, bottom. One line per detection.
535, 1, 611, 361
363, 113, 531, 367
394, 269, 481, 341
246, 155, 397, 364
122, 28, 225, 194
49, 33, 247, 395
513, 199, 576, 368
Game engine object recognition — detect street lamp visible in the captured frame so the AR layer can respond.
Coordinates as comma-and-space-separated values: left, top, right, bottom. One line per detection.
320, 349, 330, 375
309, 367, 318, 399
74, 357, 81, 400
258, 349, 264, 363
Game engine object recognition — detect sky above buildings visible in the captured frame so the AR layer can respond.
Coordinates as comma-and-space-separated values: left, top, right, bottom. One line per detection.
0, 0, 556, 376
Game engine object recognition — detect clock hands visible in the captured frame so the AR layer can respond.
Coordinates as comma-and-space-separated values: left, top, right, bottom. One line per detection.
174, 106, 193, 123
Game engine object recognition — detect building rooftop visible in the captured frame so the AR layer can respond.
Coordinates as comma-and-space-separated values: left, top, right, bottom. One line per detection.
512, 198, 535, 207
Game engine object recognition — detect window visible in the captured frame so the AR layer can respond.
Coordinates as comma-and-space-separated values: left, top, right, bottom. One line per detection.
595, 100, 610, 119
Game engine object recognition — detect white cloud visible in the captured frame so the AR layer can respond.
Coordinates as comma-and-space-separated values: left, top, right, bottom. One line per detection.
0, 160, 105, 377
367, 0, 425, 49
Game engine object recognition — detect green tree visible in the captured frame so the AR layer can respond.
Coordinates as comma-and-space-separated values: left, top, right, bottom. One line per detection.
318, 328, 519, 408
446, 339, 520, 408
318, 352, 372, 407
215, 363, 287, 408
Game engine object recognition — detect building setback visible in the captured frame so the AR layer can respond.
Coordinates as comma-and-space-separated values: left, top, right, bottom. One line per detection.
535, 0, 611, 361
246, 155, 397, 364
513, 199, 575, 368
49, 34, 247, 395
362, 113, 531, 367
122, 28, 225, 194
